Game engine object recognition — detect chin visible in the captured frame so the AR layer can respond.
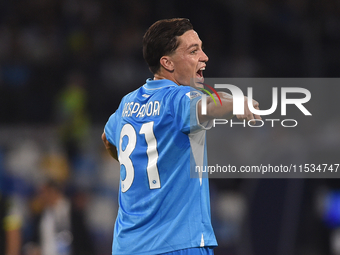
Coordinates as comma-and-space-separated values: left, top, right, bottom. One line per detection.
191, 77, 204, 88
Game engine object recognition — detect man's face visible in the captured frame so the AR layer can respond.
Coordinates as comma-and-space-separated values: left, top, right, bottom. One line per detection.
169, 30, 208, 86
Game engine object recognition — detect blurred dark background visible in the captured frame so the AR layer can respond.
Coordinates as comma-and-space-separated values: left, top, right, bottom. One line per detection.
0, 0, 340, 255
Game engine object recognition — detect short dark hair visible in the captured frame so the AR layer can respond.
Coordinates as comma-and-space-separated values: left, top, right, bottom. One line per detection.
143, 18, 193, 74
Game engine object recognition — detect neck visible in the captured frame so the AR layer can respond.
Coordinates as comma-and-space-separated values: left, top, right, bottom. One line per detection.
153, 72, 179, 85
153, 73, 166, 80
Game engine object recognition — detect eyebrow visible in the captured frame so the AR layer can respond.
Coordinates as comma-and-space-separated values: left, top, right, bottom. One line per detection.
187, 43, 200, 50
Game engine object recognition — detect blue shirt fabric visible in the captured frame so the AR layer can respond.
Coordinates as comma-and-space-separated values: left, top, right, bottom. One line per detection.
105, 79, 217, 255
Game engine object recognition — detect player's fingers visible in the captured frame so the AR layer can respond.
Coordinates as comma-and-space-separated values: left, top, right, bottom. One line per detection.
236, 114, 245, 120
254, 114, 262, 120
252, 99, 259, 108
236, 114, 249, 122
254, 105, 262, 120
249, 115, 256, 124
244, 108, 256, 124
245, 102, 255, 120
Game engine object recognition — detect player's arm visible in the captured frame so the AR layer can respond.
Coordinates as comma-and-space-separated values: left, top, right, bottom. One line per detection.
197, 91, 261, 124
101, 132, 118, 161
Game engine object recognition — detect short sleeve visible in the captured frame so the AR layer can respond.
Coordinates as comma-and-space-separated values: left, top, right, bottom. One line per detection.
173, 87, 213, 134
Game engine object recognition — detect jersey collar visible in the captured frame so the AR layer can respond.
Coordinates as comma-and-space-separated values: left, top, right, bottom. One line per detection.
143, 78, 178, 90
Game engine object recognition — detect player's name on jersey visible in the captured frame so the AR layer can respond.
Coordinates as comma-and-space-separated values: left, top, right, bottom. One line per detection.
122, 101, 161, 118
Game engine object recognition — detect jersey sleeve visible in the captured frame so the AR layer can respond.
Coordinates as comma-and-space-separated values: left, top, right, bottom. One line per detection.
173, 87, 213, 134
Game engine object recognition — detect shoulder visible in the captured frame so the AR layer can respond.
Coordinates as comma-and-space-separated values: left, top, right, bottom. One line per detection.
121, 87, 141, 102
169, 86, 203, 115
169, 85, 202, 100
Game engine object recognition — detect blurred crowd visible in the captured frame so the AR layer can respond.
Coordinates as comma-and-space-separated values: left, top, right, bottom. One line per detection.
1, 0, 340, 254
1, 0, 340, 123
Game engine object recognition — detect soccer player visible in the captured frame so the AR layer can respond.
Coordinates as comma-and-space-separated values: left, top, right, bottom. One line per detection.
102, 18, 260, 255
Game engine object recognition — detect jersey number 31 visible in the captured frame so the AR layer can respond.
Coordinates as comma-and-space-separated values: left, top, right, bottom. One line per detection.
119, 122, 161, 192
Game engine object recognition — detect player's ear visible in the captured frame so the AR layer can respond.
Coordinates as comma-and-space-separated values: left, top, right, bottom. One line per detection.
160, 56, 174, 73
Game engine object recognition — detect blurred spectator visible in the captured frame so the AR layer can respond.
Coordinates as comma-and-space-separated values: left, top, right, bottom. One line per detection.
0, 193, 22, 255
25, 180, 94, 255
55, 72, 90, 163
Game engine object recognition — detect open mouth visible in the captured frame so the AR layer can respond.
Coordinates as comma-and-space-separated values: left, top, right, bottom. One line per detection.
196, 67, 205, 79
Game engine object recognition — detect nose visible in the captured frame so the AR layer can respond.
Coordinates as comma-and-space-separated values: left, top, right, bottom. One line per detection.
200, 50, 209, 63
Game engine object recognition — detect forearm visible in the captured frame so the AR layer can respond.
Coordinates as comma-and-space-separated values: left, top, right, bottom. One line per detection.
210, 92, 234, 118
102, 132, 118, 161
106, 146, 118, 160
198, 91, 261, 124
198, 92, 234, 123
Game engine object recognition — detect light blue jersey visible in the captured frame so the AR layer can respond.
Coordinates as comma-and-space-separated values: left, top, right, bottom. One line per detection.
104, 79, 217, 255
